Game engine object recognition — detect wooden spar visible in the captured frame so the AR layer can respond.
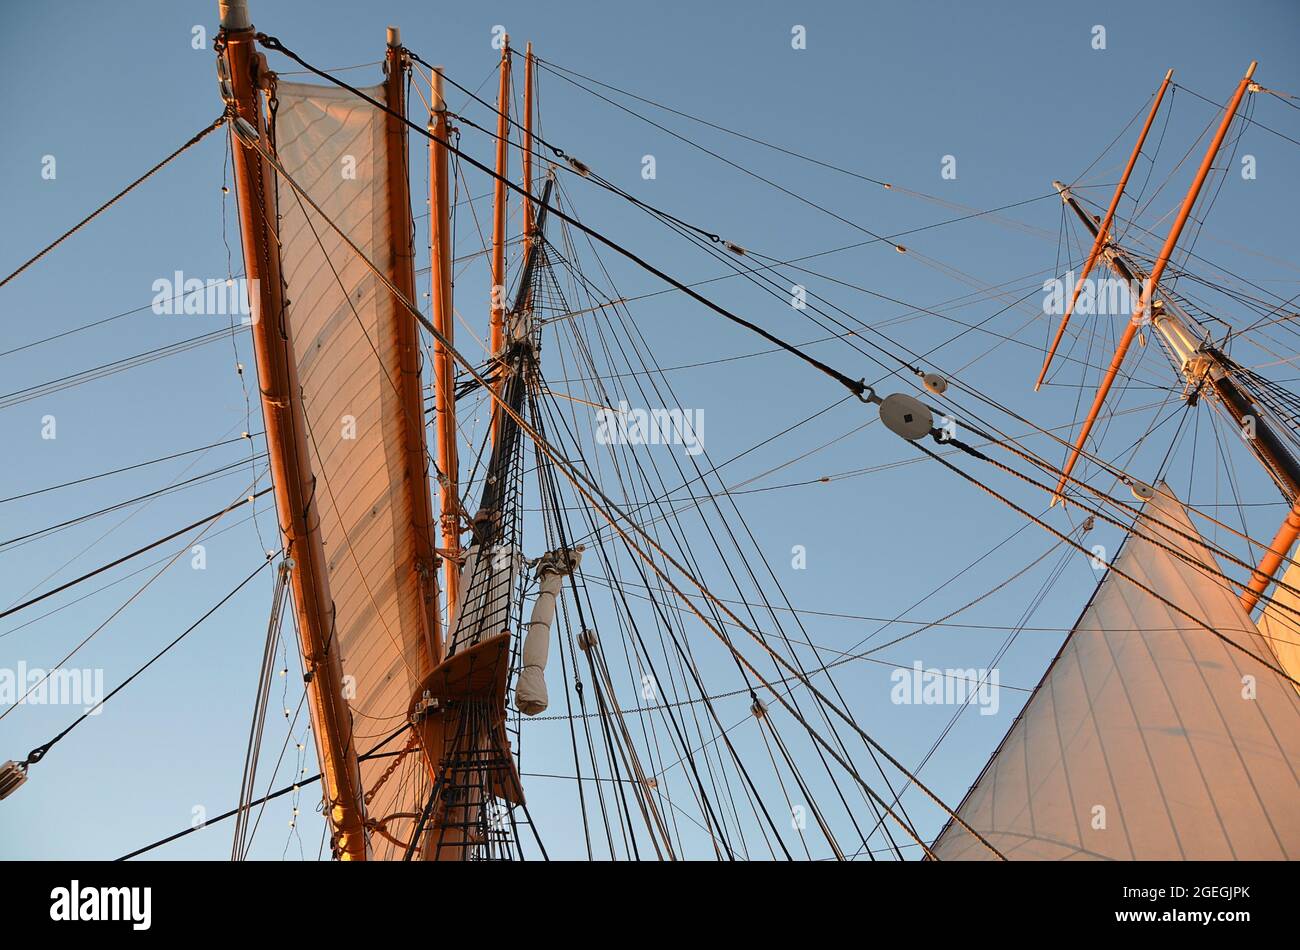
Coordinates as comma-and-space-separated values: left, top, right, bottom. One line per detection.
522, 42, 535, 264
216, 1, 368, 860
1243, 507, 1300, 613
490, 36, 512, 440
385, 28, 442, 668
1034, 68, 1174, 392
428, 66, 461, 644
1051, 61, 1258, 502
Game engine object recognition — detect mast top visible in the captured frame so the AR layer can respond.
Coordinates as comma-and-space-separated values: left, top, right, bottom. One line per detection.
387, 26, 401, 48
218, 0, 250, 30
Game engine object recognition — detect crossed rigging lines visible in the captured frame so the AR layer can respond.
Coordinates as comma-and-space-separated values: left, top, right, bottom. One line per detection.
3, 34, 1299, 859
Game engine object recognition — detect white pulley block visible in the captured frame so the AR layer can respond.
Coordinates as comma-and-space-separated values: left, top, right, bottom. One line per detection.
922, 373, 948, 395
1130, 480, 1156, 501
879, 393, 934, 441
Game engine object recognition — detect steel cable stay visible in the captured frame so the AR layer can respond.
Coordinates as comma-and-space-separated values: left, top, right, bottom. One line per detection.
0, 504, 274, 642
537, 344, 777, 858
0, 431, 266, 505
541, 350, 790, 859
230, 557, 295, 860
533, 217, 857, 862
949, 410, 1300, 621
254, 33, 872, 399
539, 221, 880, 858
114, 723, 414, 861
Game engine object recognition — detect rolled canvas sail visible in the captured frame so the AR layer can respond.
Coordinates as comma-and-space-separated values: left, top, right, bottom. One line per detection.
274, 80, 435, 857
933, 484, 1300, 860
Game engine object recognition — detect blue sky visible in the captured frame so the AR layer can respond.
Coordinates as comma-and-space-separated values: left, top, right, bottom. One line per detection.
2, 0, 1298, 859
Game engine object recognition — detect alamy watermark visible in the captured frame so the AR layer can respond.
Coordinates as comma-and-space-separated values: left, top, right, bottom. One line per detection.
151, 270, 259, 322
890, 661, 1000, 716
1043, 271, 1143, 319
0, 662, 104, 714
595, 401, 704, 456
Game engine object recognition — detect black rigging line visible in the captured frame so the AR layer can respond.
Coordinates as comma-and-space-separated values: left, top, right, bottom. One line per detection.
0, 487, 274, 622
1173, 81, 1300, 149
255, 33, 870, 399
116, 723, 412, 861
21, 556, 276, 768
545, 200, 916, 854
0, 454, 266, 550
0, 432, 264, 505
0, 115, 228, 288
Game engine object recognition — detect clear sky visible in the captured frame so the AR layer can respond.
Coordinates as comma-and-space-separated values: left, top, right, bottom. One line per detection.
2, 0, 1298, 860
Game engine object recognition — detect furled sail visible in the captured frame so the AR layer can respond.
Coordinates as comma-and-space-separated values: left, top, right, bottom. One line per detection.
274, 80, 437, 855
1254, 559, 1300, 698
932, 483, 1300, 859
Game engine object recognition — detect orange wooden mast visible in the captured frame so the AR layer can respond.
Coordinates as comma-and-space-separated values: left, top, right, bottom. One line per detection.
1035, 68, 1173, 392
1243, 508, 1300, 613
1051, 61, 1257, 502
489, 36, 512, 439
385, 27, 443, 667
522, 42, 535, 264
402, 38, 545, 862
216, 0, 368, 860
428, 66, 461, 644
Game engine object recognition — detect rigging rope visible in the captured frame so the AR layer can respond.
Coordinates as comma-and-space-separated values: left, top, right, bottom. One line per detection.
0, 115, 228, 289
254, 34, 870, 399
0, 487, 273, 622
19, 556, 275, 769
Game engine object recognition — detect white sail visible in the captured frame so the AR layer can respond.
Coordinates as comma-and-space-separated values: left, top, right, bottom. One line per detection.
933, 483, 1300, 860
274, 80, 435, 856
1254, 558, 1300, 698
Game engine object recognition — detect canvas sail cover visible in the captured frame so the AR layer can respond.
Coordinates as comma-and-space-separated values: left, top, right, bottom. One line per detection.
1254, 559, 1300, 698
932, 484, 1300, 860
274, 80, 435, 856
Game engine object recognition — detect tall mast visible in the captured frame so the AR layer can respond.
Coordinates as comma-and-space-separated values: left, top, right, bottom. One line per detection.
522, 42, 535, 265
215, 0, 368, 860
1052, 61, 1258, 500
385, 27, 442, 665
490, 36, 512, 439
1035, 68, 1173, 391
428, 66, 461, 644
